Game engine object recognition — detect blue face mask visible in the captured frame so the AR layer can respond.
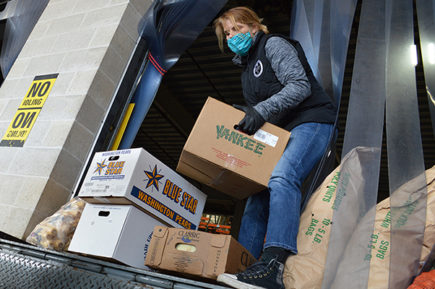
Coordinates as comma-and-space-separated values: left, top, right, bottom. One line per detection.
227, 32, 253, 56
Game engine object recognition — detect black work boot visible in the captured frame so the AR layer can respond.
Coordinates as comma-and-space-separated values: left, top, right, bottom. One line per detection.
217, 257, 285, 289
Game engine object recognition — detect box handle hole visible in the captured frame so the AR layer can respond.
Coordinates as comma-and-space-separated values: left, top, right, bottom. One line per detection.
175, 243, 197, 253
98, 211, 110, 217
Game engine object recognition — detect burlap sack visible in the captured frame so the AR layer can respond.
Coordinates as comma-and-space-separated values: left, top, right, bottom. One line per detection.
26, 197, 86, 251
283, 163, 341, 289
283, 165, 435, 289
331, 165, 435, 289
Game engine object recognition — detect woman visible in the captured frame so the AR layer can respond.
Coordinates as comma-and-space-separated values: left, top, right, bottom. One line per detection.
214, 7, 337, 289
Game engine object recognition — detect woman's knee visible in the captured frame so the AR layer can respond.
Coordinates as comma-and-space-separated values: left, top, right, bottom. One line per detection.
268, 177, 300, 194
268, 172, 301, 190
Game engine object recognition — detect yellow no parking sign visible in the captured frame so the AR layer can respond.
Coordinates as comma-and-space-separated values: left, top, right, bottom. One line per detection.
0, 74, 58, 147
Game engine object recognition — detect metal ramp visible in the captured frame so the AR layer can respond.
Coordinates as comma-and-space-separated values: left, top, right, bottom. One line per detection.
0, 238, 229, 289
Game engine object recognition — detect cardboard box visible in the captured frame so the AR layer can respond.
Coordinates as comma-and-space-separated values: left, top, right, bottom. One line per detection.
78, 148, 207, 230
68, 204, 165, 269
177, 97, 291, 199
145, 226, 256, 280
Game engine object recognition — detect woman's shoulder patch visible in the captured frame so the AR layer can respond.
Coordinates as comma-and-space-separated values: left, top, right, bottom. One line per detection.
253, 59, 263, 77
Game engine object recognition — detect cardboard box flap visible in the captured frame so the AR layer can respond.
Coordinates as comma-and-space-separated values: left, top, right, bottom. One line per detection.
225, 238, 256, 273
177, 160, 213, 185
145, 226, 169, 267
210, 170, 231, 186
179, 151, 226, 181
179, 151, 264, 188
177, 154, 265, 199
210, 235, 228, 248
153, 226, 169, 238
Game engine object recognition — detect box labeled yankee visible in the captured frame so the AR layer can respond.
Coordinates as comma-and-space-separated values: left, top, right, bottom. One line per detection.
79, 148, 207, 230
177, 97, 291, 199
145, 226, 256, 280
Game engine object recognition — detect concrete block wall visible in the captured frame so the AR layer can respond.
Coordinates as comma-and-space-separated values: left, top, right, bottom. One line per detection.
0, 0, 152, 238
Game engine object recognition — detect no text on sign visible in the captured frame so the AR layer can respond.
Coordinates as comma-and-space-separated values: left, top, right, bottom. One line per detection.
0, 74, 58, 147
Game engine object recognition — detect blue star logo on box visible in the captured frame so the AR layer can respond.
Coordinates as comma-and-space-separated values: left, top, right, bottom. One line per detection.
94, 159, 107, 175
144, 165, 164, 191
181, 236, 192, 243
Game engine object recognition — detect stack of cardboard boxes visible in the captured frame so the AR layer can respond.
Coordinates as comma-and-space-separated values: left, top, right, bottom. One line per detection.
69, 97, 291, 280
68, 148, 207, 269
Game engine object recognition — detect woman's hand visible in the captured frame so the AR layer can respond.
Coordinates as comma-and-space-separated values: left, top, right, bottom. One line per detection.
233, 104, 265, 135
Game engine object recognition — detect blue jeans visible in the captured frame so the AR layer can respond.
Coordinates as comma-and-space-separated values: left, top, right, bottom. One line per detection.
238, 122, 334, 259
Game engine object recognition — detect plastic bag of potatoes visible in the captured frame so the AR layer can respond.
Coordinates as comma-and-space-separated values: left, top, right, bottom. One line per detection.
26, 197, 86, 251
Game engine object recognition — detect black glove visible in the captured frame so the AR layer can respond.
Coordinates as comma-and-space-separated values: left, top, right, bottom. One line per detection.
233, 104, 266, 135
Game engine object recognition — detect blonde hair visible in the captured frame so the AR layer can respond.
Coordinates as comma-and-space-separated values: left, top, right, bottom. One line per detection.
214, 6, 269, 52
